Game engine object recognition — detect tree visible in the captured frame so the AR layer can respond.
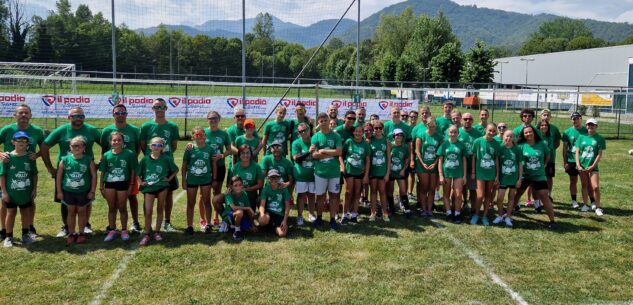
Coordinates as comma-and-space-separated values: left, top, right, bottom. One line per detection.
379, 53, 397, 84
26, 16, 53, 62
253, 12, 274, 41
6, 0, 31, 61
519, 17, 601, 55
0, 0, 9, 58
430, 42, 463, 83
395, 54, 416, 83
460, 40, 495, 84
566, 36, 605, 51
373, 7, 416, 58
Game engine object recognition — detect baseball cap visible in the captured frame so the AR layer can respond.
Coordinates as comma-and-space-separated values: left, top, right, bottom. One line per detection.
244, 119, 256, 128
269, 139, 284, 148
586, 118, 598, 125
393, 128, 404, 136
13, 131, 29, 140
267, 169, 281, 178
571, 112, 582, 119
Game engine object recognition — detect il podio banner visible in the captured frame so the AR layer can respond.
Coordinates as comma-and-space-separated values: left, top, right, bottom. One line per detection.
0, 93, 418, 119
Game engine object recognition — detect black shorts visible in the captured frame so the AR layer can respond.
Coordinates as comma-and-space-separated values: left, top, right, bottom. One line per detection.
169, 176, 179, 192
145, 186, 168, 197
565, 162, 579, 176
62, 191, 92, 207
344, 173, 364, 179
104, 181, 130, 191
406, 165, 417, 175
369, 176, 385, 180
4, 201, 33, 209
519, 179, 548, 191
499, 185, 515, 190
267, 212, 285, 228
187, 182, 213, 188
215, 165, 226, 184
545, 163, 556, 178
389, 176, 405, 181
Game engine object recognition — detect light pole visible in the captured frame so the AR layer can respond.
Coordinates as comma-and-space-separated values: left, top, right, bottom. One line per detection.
520, 58, 534, 87
495, 60, 508, 84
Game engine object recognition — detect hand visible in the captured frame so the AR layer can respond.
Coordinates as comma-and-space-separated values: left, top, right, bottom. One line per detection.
212, 153, 223, 161
494, 179, 499, 187
362, 175, 369, 185
100, 185, 106, 197
383, 175, 389, 183
409, 160, 415, 169
515, 180, 522, 189
211, 181, 217, 189
564, 163, 570, 170
56, 192, 63, 201
587, 166, 595, 172
259, 207, 265, 216
185, 143, 193, 151
31, 190, 37, 200
2, 196, 9, 204
28, 152, 39, 161
0, 152, 10, 163
280, 219, 288, 231
127, 184, 133, 194
428, 163, 436, 170
309, 145, 316, 153
281, 182, 290, 189
400, 169, 406, 177
48, 167, 57, 178
439, 177, 445, 185
140, 181, 148, 187
87, 191, 95, 200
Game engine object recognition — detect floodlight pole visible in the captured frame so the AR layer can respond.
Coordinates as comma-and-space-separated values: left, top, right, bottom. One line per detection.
355, 0, 360, 96
520, 58, 534, 87
241, 0, 246, 106
111, 0, 117, 98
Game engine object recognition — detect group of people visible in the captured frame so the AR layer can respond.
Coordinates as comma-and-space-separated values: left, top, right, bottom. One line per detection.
0, 99, 606, 247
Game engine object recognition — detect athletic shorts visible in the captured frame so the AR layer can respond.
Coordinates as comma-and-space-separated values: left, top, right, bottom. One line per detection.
104, 181, 130, 191
519, 179, 548, 191
62, 191, 92, 207
406, 164, 417, 175
187, 182, 213, 188
266, 212, 285, 228
545, 163, 556, 178
565, 162, 579, 176
3, 201, 33, 209
314, 175, 341, 195
344, 173, 364, 179
466, 174, 477, 190
130, 176, 139, 196
145, 187, 168, 197
499, 185, 516, 190
295, 181, 315, 194
215, 165, 226, 184
169, 176, 179, 192
369, 175, 385, 180
389, 175, 405, 181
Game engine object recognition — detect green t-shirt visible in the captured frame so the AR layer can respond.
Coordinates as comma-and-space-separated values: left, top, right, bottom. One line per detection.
291, 138, 315, 182
100, 124, 140, 153
260, 155, 293, 183
548, 123, 562, 163
264, 120, 292, 156
473, 123, 487, 135
575, 134, 606, 172
138, 154, 178, 193
204, 128, 231, 167
290, 118, 314, 142
493, 135, 503, 144
334, 125, 355, 144
99, 149, 138, 183
139, 120, 179, 157
416, 131, 443, 173
436, 116, 452, 134
540, 132, 556, 164
519, 141, 550, 182
235, 135, 260, 162
390, 142, 410, 178
310, 131, 342, 179
411, 122, 428, 140
472, 137, 501, 181
0, 123, 45, 153
369, 136, 388, 177
437, 140, 467, 179
222, 190, 251, 224
499, 145, 521, 186
384, 120, 412, 143
342, 138, 370, 176
44, 123, 101, 163
260, 183, 290, 216
227, 124, 260, 164
562, 126, 588, 163
231, 161, 263, 191
183, 145, 216, 185
513, 124, 542, 141
457, 127, 483, 156
0, 154, 37, 205
61, 154, 93, 193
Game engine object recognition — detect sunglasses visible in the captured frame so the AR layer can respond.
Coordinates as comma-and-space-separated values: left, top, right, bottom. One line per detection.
364, 129, 373, 133
114, 111, 127, 116
235, 114, 246, 118
70, 144, 83, 148
298, 129, 308, 134
498, 126, 507, 129
296, 108, 306, 113
346, 117, 356, 121
409, 116, 418, 119
15, 138, 29, 143
401, 115, 409, 118
268, 176, 280, 180
572, 117, 582, 120
150, 143, 164, 148
70, 114, 85, 119
394, 134, 404, 137
463, 118, 473, 121
207, 117, 219, 121
374, 127, 383, 130
239, 150, 251, 155
522, 114, 534, 118
152, 105, 168, 110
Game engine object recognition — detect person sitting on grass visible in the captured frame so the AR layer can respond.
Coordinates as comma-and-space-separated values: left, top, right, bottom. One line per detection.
182, 127, 217, 235
0, 131, 38, 247
493, 130, 522, 228
223, 176, 255, 242
99, 131, 138, 242
137, 137, 178, 246
258, 169, 290, 238
56, 136, 97, 246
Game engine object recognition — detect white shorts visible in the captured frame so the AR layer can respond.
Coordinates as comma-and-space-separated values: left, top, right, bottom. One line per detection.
295, 181, 315, 194
314, 175, 341, 196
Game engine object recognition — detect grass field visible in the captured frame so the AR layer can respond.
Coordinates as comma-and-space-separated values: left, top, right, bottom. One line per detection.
1, 133, 633, 304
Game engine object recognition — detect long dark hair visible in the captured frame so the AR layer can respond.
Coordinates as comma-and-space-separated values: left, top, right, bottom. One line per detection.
517, 125, 542, 144
537, 119, 551, 137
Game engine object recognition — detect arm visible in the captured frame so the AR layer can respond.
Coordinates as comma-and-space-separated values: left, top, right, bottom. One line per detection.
470, 154, 476, 180
56, 161, 65, 201
99, 171, 106, 196
589, 150, 603, 171
171, 140, 178, 154
575, 148, 582, 170
438, 157, 445, 184
495, 156, 500, 185
32, 174, 38, 200
363, 155, 370, 184
384, 142, 392, 182
88, 161, 97, 200
415, 138, 424, 167
0, 176, 7, 204
516, 161, 523, 189
463, 156, 468, 180
181, 160, 188, 189
41, 143, 56, 177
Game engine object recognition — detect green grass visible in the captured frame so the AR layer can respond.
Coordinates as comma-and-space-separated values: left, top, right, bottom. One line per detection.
1, 139, 633, 304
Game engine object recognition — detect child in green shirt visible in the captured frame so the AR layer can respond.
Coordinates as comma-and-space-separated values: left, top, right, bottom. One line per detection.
223, 176, 255, 242
258, 169, 290, 238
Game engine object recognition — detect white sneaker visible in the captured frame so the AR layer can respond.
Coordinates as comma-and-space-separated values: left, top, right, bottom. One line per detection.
533, 200, 541, 208
595, 208, 604, 216
581, 205, 590, 212
492, 216, 504, 225
504, 217, 513, 227
591, 204, 597, 211
56, 226, 68, 238
218, 221, 229, 233
3, 237, 13, 248
83, 226, 93, 234
571, 200, 579, 209
434, 192, 441, 201
296, 217, 304, 226
162, 222, 178, 232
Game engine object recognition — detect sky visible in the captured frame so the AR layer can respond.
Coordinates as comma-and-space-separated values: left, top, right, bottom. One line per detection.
22, 0, 633, 29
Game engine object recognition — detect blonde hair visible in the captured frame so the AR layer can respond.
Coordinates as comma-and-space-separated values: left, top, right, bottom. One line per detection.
70, 136, 87, 146
191, 126, 205, 135
109, 131, 124, 142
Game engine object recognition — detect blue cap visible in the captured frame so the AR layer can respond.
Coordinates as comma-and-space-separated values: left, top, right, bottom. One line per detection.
13, 131, 29, 140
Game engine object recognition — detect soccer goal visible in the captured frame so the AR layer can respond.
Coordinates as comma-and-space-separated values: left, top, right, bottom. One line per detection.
0, 62, 77, 93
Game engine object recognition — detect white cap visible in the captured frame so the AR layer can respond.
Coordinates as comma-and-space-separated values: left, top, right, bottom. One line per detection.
393, 128, 404, 136
586, 118, 598, 125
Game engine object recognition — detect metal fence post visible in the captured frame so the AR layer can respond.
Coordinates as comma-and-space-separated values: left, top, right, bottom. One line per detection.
53, 80, 58, 129
491, 85, 496, 122
315, 82, 320, 115
184, 80, 188, 139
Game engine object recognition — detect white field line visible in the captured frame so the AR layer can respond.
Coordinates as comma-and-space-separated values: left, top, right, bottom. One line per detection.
431, 219, 529, 305
89, 190, 186, 305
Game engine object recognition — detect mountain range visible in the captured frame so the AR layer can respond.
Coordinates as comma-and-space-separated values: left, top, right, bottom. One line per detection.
135, 0, 633, 50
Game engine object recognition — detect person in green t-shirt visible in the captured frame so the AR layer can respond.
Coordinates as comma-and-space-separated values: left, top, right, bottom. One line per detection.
258, 169, 290, 237
137, 137, 178, 246
0, 131, 38, 247
262, 106, 292, 157
182, 127, 218, 235
538, 119, 557, 194
540, 109, 562, 196
327, 105, 344, 127
227, 108, 260, 166
473, 109, 489, 135
290, 102, 315, 142
354, 107, 366, 128
387, 128, 411, 218
99, 131, 138, 242
334, 110, 357, 144
562, 111, 589, 209
234, 119, 264, 165
459, 112, 482, 211
292, 123, 316, 226
42, 106, 101, 238
436, 101, 454, 135
223, 176, 255, 242
340, 125, 370, 224
437, 125, 467, 224
492, 130, 523, 228
368, 121, 391, 222
230, 145, 265, 209
408, 106, 431, 199
56, 136, 97, 245
494, 122, 508, 143
507, 125, 557, 230
384, 106, 412, 144
261, 140, 294, 186
575, 118, 606, 216
415, 117, 443, 217
471, 123, 501, 226
309, 112, 342, 230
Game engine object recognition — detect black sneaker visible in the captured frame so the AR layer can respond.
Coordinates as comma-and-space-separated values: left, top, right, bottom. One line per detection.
446, 213, 454, 222
340, 217, 349, 225
454, 214, 463, 224
0, 229, 6, 241
185, 226, 194, 235
548, 221, 557, 230
329, 219, 339, 231
514, 204, 521, 212
232, 230, 244, 242
312, 217, 323, 228
132, 221, 142, 234
535, 206, 544, 214
351, 216, 358, 224
204, 224, 213, 234
29, 225, 37, 236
